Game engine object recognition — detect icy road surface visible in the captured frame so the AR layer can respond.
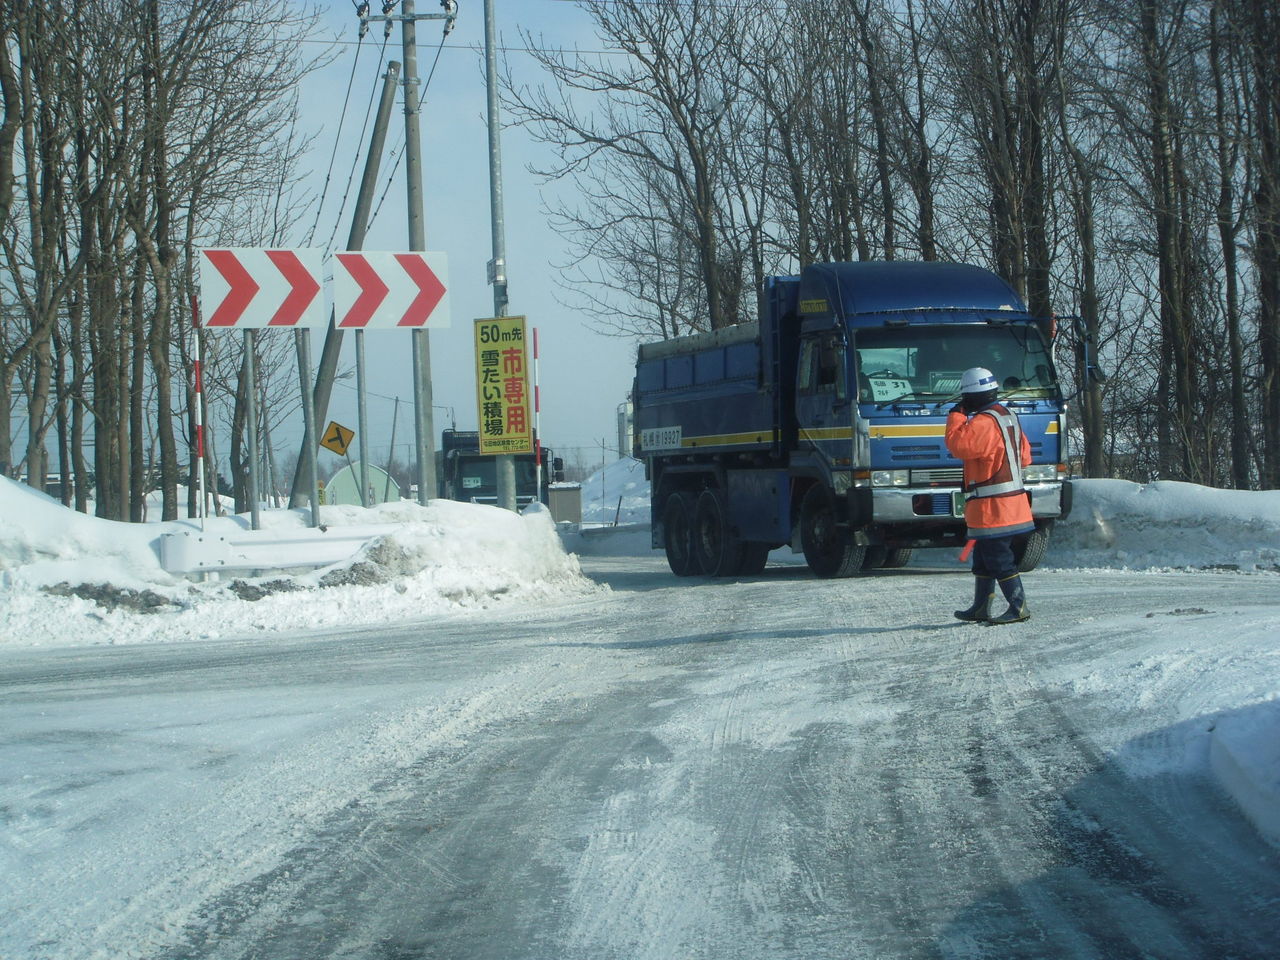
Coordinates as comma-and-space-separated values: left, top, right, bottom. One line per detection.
4, 554, 1279, 959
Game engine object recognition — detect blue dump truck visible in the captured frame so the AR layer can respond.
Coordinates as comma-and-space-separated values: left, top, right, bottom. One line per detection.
436, 429, 561, 508
633, 261, 1072, 577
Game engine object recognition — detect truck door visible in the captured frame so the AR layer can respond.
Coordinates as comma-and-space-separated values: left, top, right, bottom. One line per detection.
796, 331, 850, 466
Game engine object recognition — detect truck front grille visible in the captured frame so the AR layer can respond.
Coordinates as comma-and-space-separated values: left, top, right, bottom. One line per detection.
910, 468, 963, 486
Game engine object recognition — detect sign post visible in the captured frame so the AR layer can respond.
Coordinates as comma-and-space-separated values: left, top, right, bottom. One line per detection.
334, 250, 450, 507
245, 329, 260, 530
199, 248, 448, 526
198, 247, 325, 528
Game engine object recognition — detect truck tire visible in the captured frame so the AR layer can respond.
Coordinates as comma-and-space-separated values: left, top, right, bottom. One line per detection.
662, 491, 703, 577
882, 547, 913, 568
860, 546, 912, 570
861, 546, 887, 570
800, 485, 865, 578
1014, 521, 1052, 572
693, 488, 745, 577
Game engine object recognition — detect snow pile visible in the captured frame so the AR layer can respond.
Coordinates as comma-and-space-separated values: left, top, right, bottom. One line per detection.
580, 457, 649, 524
1053, 479, 1280, 572
0, 477, 597, 648
1210, 701, 1280, 845
0, 476, 168, 589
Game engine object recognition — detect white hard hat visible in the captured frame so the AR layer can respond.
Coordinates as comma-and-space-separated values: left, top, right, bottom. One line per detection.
960, 367, 998, 394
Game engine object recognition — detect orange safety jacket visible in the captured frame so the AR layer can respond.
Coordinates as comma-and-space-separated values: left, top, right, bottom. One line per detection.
945, 403, 1034, 539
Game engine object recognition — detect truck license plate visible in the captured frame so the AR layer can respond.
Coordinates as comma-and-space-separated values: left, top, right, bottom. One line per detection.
951, 490, 967, 518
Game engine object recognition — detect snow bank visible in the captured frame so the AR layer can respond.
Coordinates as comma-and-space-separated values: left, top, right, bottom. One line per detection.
1053, 479, 1280, 572
0, 475, 168, 589
1210, 699, 1280, 846
0, 478, 597, 649
581, 457, 649, 524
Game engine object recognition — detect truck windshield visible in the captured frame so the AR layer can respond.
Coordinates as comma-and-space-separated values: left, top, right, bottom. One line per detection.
853, 323, 1054, 404
457, 456, 540, 497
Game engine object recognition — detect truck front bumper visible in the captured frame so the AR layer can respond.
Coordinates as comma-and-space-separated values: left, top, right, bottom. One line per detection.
870, 481, 1070, 524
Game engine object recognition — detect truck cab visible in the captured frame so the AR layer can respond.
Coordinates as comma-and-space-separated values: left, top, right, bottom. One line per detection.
437, 429, 560, 507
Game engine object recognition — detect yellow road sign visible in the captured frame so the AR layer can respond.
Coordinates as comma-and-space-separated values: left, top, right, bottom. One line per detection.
473, 316, 533, 455
320, 420, 355, 456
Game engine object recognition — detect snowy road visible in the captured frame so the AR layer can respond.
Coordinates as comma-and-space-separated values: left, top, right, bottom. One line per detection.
4, 552, 1280, 959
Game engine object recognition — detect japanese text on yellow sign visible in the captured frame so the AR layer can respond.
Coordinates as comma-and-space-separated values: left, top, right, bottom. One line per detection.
474, 316, 533, 455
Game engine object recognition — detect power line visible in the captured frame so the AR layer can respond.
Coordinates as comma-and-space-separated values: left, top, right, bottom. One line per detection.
304, 31, 367, 247
364, 26, 450, 235
322, 32, 393, 254
302, 38, 627, 56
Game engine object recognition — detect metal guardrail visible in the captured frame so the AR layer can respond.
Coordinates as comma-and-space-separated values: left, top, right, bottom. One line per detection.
158, 524, 401, 575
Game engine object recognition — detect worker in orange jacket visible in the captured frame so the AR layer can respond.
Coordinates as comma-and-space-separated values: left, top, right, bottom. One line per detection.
945, 367, 1034, 624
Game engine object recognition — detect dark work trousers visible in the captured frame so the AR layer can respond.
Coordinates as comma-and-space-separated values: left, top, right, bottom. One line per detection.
971, 536, 1018, 580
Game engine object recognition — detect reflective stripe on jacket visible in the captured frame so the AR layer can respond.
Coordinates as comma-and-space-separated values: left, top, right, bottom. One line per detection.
966, 405, 1026, 498
945, 404, 1034, 539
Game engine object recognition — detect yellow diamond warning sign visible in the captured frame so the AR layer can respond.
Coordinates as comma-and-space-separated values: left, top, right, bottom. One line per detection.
320, 420, 354, 457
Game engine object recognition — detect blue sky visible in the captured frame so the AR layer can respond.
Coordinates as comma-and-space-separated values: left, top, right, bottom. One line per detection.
296, 0, 636, 471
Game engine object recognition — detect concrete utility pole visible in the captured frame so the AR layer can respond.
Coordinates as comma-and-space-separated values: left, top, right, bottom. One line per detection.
299, 1, 455, 509
402, 0, 438, 506
484, 0, 517, 511
292, 60, 402, 508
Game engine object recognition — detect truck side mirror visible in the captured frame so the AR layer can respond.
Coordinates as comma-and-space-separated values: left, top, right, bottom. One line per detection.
552, 457, 565, 482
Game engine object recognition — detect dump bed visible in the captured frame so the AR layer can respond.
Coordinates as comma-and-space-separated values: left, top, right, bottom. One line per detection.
633, 322, 777, 458
634, 277, 801, 461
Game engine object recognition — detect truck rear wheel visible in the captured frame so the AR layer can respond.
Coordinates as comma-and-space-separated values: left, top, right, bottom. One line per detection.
860, 546, 912, 570
693, 488, 745, 577
883, 547, 913, 568
800, 485, 865, 578
662, 491, 703, 576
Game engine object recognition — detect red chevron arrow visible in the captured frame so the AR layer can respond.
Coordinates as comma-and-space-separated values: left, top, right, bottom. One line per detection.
395, 253, 447, 326
336, 252, 389, 328
204, 250, 259, 327
266, 249, 321, 326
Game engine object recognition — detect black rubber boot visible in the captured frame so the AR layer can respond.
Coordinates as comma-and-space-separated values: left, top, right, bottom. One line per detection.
989, 574, 1030, 624
954, 576, 996, 622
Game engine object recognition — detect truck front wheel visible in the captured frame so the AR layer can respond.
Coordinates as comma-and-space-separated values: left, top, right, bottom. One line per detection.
1013, 521, 1052, 572
800, 485, 865, 578
662, 491, 703, 577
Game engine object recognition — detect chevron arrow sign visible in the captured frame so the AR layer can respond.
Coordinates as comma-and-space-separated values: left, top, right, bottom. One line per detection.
198, 248, 325, 329
333, 251, 450, 329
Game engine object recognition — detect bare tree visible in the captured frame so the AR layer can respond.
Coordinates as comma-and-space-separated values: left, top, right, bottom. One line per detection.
509, 0, 746, 335
0, 0, 324, 516
1236, 0, 1280, 486
1209, 0, 1250, 487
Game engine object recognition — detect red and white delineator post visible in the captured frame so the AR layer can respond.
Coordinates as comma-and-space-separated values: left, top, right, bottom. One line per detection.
189, 293, 207, 529
533, 327, 542, 499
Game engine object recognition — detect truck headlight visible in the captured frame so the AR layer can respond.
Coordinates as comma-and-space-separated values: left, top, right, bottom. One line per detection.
1022, 464, 1058, 483
872, 469, 909, 487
